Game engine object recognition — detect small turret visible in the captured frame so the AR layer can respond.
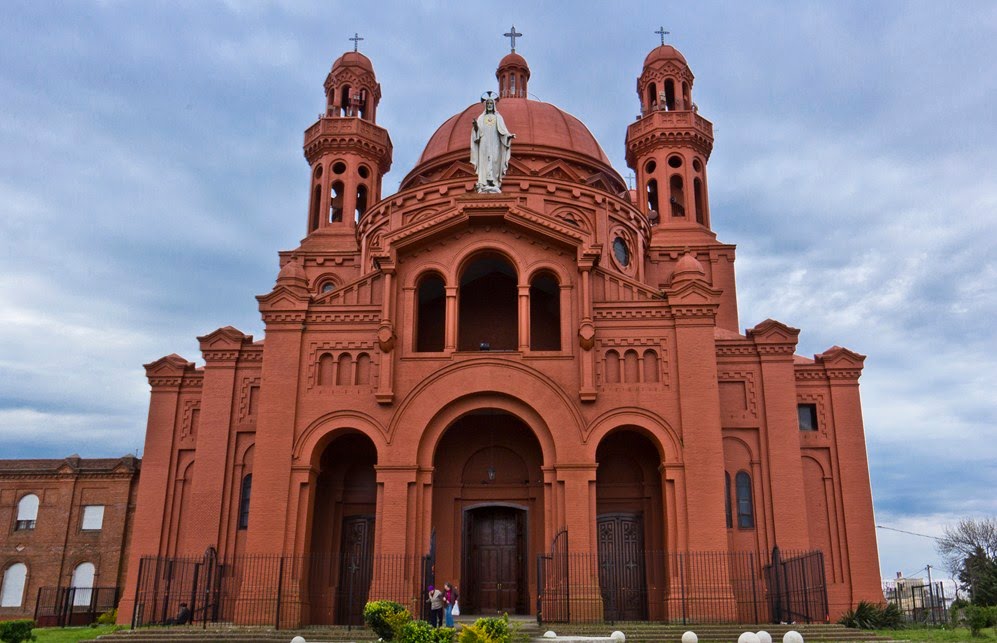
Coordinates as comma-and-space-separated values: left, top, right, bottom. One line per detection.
303, 41, 392, 237
625, 34, 713, 230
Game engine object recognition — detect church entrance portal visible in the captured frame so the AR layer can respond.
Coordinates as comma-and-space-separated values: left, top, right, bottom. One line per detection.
597, 513, 648, 621
463, 506, 527, 615
431, 410, 543, 616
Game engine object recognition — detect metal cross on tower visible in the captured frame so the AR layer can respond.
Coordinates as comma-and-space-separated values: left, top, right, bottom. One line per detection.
504, 25, 523, 52
349, 32, 364, 52
655, 26, 669, 46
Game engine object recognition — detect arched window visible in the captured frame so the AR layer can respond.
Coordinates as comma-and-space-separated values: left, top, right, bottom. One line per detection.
642, 349, 659, 383
664, 79, 676, 111
694, 178, 705, 225
16, 494, 38, 531
725, 472, 733, 529
238, 474, 252, 530
682, 81, 691, 110
458, 254, 517, 351
647, 82, 657, 111
1, 563, 27, 607
646, 179, 659, 215
416, 273, 446, 352
623, 350, 639, 383
339, 85, 351, 117
336, 354, 353, 386
355, 353, 371, 385
310, 184, 321, 232
669, 175, 685, 217
329, 181, 344, 223
529, 272, 561, 351
735, 471, 754, 529
355, 184, 368, 222
605, 350, 621, 384
318, 353, 335, 386
71, 562, 95, 606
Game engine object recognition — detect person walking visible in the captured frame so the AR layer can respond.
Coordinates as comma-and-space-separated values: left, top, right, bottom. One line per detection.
443, 582, 459, 627
427, 585, 444, 627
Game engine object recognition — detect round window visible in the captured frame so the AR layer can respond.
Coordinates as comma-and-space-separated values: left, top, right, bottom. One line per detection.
613, 236, 630, 268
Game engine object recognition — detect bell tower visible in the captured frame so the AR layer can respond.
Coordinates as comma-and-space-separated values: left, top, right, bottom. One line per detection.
625, 34, 713, 234
303, 41, 392, 238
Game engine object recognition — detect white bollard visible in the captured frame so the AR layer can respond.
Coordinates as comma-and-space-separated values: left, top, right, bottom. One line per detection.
756, 631, 773, 643
610, 631, 626, 641
783, 631, 804, 643
738, 633, 761, 643
289, 637, 307, 643
681, 632, 698, 643
543, 632, 558, 639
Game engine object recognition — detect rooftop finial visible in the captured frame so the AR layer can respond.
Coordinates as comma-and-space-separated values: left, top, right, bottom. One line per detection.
349, 32, 364, 53
655, 26, 669, 46
504, 25, 523, 53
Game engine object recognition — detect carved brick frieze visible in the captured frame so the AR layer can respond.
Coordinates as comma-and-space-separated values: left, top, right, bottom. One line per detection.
305, 312, 380, 324
795, 367, 827, 381
239, 377, 261, 423
201, 350, 240, 363
597, 339, 669, 388
180, 400, 200, 443
716, 344, 758, 358
718, 370, 758, 420
308, 341, 377, 390
261, 312, 307, 324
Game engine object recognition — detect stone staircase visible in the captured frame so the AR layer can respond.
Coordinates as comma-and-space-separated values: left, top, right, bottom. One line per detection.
97, 620, 909, 642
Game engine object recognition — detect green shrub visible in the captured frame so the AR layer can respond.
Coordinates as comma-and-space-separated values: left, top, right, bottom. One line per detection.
398, 619, 455, 643
966, 604, 990, 637
0, 619, 36, 643
457, 615, 518, 643
363, 600, 410, 641
96, 607, 118, 625
838, 601, 904, 630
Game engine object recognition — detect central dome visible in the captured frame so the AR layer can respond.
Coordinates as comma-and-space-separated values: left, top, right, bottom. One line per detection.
416, 98, 611, 167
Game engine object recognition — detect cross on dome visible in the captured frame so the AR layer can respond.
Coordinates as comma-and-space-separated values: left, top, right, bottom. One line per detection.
504, 25, 523, 52
655, 26, 669, 45
349, 32, 364, 52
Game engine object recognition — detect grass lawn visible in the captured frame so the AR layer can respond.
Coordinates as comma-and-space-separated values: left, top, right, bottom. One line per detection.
31, 625, 124, 642
877, 626, 997, 641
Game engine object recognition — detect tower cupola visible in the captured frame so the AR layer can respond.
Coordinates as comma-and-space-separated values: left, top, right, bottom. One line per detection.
497, 52, 530, 98
626, 32, 714, 231
303, 38, 392, 237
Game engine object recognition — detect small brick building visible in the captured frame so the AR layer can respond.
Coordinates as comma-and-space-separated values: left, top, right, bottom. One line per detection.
0, 455, 139, 622
116, 40, 883, 626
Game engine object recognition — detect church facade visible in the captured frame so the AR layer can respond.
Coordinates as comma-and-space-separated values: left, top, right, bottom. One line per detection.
117, 40, 881, 625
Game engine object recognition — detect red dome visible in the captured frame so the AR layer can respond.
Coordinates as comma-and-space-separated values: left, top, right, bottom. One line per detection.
417, 98, 611, 167
332, 51, 374, 73
499, 52, 529, 69
643, 44, 688, 68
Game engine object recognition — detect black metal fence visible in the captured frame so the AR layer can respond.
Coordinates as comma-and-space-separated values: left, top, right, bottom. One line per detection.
132, 550, 430, 629
34, 586, 119, 627
538, 544, 828, 625
882, 579, 947, 625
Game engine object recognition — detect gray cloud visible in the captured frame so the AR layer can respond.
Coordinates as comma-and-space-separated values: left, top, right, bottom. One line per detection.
0, 2, 994, 581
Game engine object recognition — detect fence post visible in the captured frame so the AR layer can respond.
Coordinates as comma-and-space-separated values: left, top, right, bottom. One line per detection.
275, 556, 285, 630
750, 552, 759, 623
536, 554, 543, 627
132, 558, 145, 628
679, 552, 687, 626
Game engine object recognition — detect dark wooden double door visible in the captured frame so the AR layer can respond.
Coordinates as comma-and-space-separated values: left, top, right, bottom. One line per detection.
597, 513, 648, 621
463, 506, 527, 615
335, 515, 374, 625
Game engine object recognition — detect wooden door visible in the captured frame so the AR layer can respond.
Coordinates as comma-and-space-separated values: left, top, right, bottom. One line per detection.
465, 507, 525, 614
335, 515, 374, 625
597, 513, 647, 621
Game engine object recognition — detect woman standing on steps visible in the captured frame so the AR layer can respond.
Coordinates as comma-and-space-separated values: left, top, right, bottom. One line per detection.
443, 581, 459, 627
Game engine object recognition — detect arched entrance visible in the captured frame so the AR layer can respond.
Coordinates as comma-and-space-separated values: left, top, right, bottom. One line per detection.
432, 410, 543, 615
595, 429, 665, 621
308, 432, 377, 625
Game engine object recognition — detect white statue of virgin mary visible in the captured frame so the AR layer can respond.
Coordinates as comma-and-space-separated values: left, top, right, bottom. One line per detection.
471, 91, 515, 193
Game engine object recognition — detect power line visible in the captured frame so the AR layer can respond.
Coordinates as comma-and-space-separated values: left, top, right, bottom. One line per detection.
876, 524, 943, 541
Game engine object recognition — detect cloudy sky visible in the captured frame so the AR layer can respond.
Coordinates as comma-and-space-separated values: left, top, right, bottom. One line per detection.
2, 2, 994, 583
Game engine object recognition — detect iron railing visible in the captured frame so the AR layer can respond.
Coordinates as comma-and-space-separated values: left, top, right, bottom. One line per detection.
132, 550, 430, 630
882, 579, 947, 625
34, 586, 119, 627
538, 545, 828, 625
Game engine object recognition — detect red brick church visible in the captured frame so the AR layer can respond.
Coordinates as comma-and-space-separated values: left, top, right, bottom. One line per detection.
116, 35, 882, 626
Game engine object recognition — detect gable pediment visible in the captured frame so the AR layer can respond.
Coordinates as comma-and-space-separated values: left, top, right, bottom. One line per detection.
196, 326, 250, 349
746, 318, 801, 343
144, 353, 195, 375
